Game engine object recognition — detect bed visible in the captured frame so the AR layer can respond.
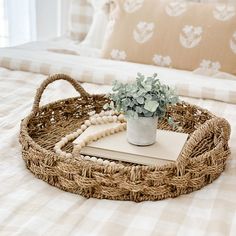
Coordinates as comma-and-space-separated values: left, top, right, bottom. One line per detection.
1, 0, 236, 235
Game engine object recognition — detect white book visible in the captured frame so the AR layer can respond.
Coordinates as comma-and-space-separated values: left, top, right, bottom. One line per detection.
73, 123, 188, 166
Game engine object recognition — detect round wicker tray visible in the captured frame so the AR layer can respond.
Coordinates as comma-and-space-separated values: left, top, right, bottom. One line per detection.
19, 74, 231, 202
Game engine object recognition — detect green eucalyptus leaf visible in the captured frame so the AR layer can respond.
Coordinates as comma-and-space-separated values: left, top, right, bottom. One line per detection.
137, 88, 146, 96
103, 103, 109, 110
145, 111, 153, 117
144, 100, 159, 112
144, 84, 152, 91
130, 100, 135, 107
145, 94, 152, 101
126, 110, 135, 118
112, 81, 121, 91
137, 96, 144, 104
135, 106, 143, 113
133, 112, 139, 119
110, 100, 114, 108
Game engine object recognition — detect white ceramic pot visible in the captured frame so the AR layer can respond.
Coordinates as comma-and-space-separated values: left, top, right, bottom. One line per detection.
126, 116, 158, 146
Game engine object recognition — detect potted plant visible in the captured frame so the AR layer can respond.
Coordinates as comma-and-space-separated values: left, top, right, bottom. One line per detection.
104, 73, 179, 146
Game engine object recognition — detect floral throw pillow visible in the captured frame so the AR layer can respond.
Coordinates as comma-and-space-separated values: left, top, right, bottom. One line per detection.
102, 0, 236, 75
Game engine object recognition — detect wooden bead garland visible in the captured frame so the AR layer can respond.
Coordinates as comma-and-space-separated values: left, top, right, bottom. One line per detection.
54, 110, 126, 165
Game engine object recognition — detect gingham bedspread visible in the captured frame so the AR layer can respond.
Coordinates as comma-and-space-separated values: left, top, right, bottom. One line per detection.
0, 59, 236, 235
1, 47, 236, 104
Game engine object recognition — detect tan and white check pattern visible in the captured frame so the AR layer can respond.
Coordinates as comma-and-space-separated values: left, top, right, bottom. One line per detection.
0, 47, 236, 104
68, 0, 93, 41
0, 66, 236, 235
1, 1, 236, 234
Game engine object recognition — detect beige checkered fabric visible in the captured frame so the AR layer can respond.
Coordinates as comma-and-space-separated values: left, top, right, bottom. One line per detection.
0, 47, 236, 104
68, 0, 93, 41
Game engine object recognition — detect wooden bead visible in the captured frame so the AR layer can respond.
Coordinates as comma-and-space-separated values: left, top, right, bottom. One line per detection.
115, 125, 120, 131
84, 156, 90, 160
88, 110, 95, 116
81, 124, 87, 131
91, 157, 97, 162
90, 117, 96, 125
112, 116, 118, 122
108, 116, 113, 122
109, 128, 114, 134
76, 129, 82, 135
118, 114, 124, 121
58, 149, 62, 153
61, 137, 67, 143
114, 127, 120, 132
85, 120, 91, 126
120, 124, 125, 131
72, 132, 79, 138
103, 160, 110, 165
66, 153, 72, 158
96, 117, 103, 124
59, 152, 65, 157
97, 158, 103, 164
105, 129, 110, 136
75, 144, 82, 151
60, 140, 66, 146
59, 140, 64, 146
66, 134, 74, 140
70, 134, 77, 139
104, 111, 111, 116
102, 116, 108, 123
99, 110, 105, 116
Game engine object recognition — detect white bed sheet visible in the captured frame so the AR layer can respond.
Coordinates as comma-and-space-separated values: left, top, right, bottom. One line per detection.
15, 37, 101, 58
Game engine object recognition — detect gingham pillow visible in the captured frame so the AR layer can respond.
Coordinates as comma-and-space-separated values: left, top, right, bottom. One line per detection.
68, 0, 94, 41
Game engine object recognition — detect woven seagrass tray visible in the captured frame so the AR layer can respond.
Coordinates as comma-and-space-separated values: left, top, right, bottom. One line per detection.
19, 74, 231, 202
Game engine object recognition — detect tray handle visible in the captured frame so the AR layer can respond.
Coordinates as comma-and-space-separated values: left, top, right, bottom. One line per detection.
177, 117, 231, 175
31, 74, 90, 113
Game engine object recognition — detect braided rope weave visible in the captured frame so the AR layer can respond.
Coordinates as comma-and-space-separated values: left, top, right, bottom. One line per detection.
19, 74, 231, 202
